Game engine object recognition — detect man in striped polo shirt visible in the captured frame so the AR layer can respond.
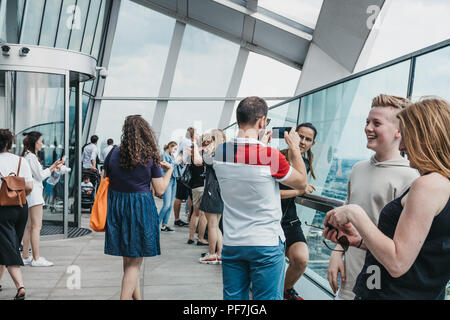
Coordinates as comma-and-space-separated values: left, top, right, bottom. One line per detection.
213, 96, 309, 300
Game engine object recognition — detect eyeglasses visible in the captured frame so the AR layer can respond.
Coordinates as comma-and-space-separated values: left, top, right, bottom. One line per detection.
304, 221, 349, 252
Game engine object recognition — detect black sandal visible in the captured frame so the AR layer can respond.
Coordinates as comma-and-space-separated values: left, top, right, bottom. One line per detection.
14, 287, 25, 300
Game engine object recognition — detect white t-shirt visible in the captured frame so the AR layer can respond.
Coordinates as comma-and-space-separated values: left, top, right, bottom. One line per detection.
82, 143, 98, 169
0, 152, 33, 189
178, 137, 193, 164
102, 145, 114, 161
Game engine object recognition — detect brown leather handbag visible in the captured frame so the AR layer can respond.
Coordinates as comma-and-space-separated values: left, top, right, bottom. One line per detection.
0, 157, 27, 207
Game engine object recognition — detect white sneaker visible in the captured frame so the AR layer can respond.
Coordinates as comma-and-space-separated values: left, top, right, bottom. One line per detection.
199, 253, 220, 265
31, 257, 54, 267
22, 256, 32, 265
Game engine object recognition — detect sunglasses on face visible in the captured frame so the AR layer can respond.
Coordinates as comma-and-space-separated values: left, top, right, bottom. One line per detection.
304, 221, 349, 252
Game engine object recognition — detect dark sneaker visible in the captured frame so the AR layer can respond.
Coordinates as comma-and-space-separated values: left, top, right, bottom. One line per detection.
161, 226, 175, 233
284, 288, 304, 300
174, 220, 189, 227
197, 241, 208, 246
187, 239, 195, 245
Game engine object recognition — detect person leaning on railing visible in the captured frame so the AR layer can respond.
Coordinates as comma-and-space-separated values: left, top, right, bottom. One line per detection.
324, 97, 450, 300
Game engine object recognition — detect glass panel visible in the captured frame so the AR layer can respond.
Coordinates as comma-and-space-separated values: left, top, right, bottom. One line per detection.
159, 101, 224, 151
171, 25, 240, 97
67, 0, 90, 51
411, 45, 450, 101
238, 52, 301, 98
0, 71, 6, 128
104, 0, 175, 97
81, 0, 102, 54
295, 61, 410, 283
20, 0, 45, 45
95, 100, 157, 157
12, 72, 66, 231
266, 99, 300, 150
0, 0, 6, 41
258, 0, 323, 28
39, 0, 63, 47
90, 0, 107, 58
55, 0, 77, 49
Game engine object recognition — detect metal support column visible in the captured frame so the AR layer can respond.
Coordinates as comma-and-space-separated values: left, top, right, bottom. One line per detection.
74, 80, 82, 228
217, 47, 249, 129
64, 71, 70, 238
151, 21, 186, 140
87, 0, 121, 142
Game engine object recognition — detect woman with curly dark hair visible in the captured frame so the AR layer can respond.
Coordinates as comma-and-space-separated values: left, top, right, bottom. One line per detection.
103, 115, 173, 300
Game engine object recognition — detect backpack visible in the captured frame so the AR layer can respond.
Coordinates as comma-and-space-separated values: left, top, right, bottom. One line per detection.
0, 157, 27, 207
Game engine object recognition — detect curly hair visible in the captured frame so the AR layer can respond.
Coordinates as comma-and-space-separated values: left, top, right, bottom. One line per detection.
119, 115, 161, 170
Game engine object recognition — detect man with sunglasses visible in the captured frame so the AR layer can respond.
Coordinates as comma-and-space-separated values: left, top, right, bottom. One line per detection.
213, 96, 309, 300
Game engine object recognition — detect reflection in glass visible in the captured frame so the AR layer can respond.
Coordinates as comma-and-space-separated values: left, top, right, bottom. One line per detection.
171, 25, 240, 97
104, 0, 175, 97
68, 0, 90, 51
411, 45, 450, 101
90, 0, 108, 58
81, 0, 102, 54
39, 0, 63, 47
20, 0, 45, 45
55, 0, 77, 49
12, 72, 66, 230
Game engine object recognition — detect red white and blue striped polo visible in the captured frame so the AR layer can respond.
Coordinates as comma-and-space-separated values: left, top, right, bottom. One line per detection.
213, 138, 292, 246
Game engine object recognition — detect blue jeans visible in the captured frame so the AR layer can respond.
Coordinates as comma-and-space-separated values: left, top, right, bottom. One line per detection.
158, 178, 176, 226
222, 239, 286, 300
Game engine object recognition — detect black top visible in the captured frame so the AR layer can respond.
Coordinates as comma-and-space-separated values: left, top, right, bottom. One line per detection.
353, 188, 450, 300
190, 150, 206, 189
280, 157, 310, 225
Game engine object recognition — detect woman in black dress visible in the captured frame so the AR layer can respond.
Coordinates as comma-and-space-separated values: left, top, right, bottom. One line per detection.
280, 123, 318, 300
324, 97, 450, 299
0, 129, 33, 300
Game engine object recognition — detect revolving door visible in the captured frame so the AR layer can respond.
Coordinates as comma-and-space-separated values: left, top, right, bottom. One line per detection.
0, 44, 96, 237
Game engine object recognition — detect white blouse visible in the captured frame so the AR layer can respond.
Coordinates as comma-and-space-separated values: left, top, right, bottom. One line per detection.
24, 151, 51, 189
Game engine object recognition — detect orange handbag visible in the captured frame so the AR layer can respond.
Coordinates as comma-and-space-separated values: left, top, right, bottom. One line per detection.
89, 176, 109, 232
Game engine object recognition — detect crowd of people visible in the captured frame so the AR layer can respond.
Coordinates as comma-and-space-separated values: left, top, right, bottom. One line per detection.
0, 94, 448, 301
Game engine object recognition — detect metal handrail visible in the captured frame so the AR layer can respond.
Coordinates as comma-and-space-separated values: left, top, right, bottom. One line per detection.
295, 193, 344, 213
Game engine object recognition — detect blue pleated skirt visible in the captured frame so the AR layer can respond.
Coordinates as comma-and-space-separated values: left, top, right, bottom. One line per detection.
104, 189, 161, 258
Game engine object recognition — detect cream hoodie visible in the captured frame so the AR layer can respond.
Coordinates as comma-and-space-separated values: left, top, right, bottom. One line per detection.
338, 155, 419, 300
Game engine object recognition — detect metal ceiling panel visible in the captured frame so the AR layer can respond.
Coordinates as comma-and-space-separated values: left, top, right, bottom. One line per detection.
189, 0, 244, 38
253, 20, 310, 67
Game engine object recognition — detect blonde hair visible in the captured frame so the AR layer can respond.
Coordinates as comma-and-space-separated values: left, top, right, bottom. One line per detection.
205, 129, 226, 155
397, 97, 450, 178
372, 94, 411, 110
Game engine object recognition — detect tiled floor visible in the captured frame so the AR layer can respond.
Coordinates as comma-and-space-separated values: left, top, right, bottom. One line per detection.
0, 199, 222, 300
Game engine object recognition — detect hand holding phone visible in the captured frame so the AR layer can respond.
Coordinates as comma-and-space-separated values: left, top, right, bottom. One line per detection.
272, 127, 291, 139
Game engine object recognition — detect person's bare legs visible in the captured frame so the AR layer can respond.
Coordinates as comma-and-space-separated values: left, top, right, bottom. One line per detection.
121, 257, 143, 300
22, 205, 43, 261
7, 266, 25, 296
188, 207, 199, 241
205, 213, 221, 254
284, 242, 309, 293
173, 198, 182, 222
197, 211, 208, 244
